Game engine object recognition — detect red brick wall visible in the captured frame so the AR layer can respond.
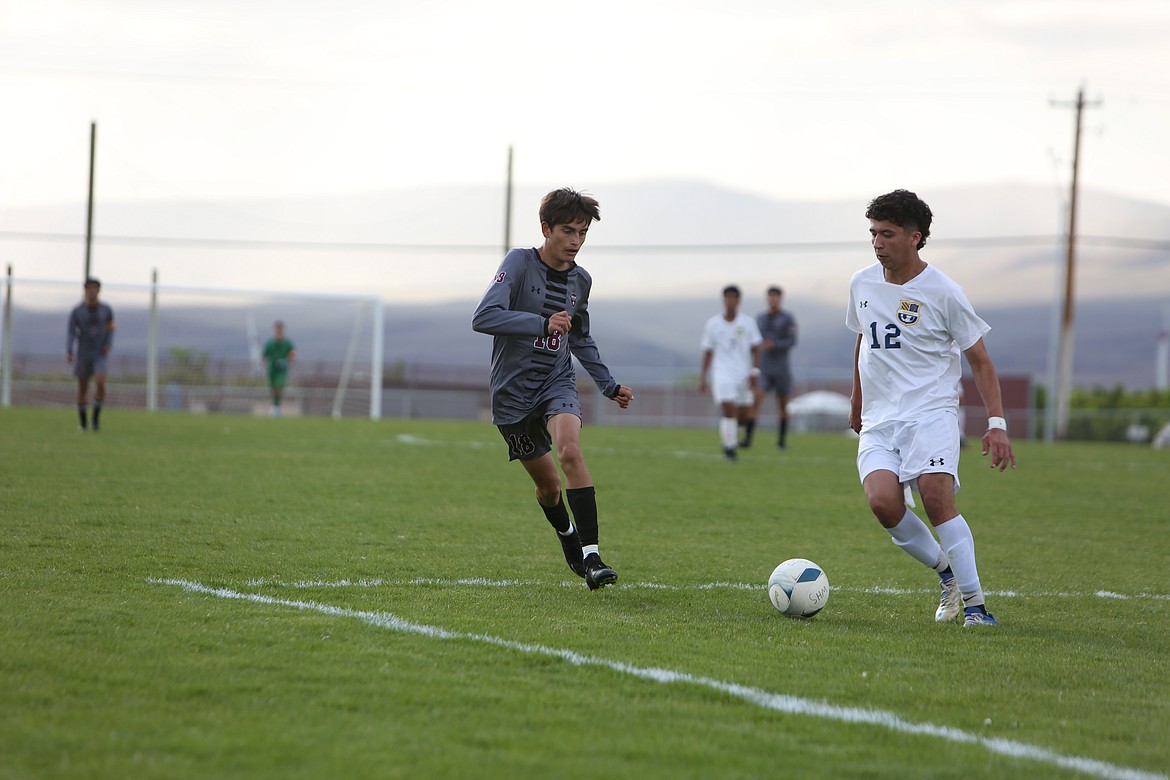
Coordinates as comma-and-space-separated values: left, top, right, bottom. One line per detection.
960, 375, 1032, 439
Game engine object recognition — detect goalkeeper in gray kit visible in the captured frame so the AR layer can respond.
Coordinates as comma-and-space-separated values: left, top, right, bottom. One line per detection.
472, 188, 634, 590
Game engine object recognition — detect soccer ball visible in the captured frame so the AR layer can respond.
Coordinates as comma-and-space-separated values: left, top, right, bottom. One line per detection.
767, 558, 830, 618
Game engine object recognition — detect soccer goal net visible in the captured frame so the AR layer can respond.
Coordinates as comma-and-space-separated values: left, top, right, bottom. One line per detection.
2, 272, 383, 419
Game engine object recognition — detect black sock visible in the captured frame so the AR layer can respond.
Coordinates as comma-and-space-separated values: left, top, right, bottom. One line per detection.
742, 419, 755, 444
539, 494, 572, 535
566, 486, 598, 548
78, 405, 87, 429
779, 419, 788, 445
93, 402, 102, 426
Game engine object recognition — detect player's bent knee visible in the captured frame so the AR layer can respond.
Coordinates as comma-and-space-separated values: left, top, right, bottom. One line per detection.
867, 495, 906, 527
535, 480, 562, 505
556, 444, 585, 471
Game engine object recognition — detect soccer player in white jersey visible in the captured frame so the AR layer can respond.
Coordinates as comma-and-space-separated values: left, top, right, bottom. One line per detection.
699, 285, 763, 461
846, 190, 1015, 628
472, 188, 634, 590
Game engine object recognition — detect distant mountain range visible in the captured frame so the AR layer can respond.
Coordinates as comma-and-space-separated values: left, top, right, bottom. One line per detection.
398, 293, 1170, 391
11, 292, 1167, 391
6, 179, 1169, 389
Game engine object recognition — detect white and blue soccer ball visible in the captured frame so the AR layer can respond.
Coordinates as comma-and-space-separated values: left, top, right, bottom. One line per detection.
768, 558, 830, 618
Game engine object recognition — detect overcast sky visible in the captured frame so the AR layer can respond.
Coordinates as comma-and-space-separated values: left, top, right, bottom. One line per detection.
2, 0, 1168, 211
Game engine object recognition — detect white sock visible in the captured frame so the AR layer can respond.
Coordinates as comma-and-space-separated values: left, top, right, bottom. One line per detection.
719, 417, 737, 449
581, 543, 599, 558
935, 514, 984, 608
887, 509, 946, 570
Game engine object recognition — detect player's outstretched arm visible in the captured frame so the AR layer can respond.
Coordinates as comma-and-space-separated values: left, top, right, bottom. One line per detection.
965, 338, 1016, 472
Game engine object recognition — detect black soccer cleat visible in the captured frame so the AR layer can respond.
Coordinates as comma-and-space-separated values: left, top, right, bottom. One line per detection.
583, 554, 618, 591
724, 447, 738, 461
559, 528, 586, 579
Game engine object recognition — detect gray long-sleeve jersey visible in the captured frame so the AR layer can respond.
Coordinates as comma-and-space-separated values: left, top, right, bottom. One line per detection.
472, 247, 619, 424
757, 308, 797, 374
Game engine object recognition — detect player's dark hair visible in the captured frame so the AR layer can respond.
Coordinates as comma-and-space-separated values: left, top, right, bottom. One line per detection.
866, 189, 933, 250
539, 188, 601, 228
767, 286, 782, 295
722, 285, 741, 297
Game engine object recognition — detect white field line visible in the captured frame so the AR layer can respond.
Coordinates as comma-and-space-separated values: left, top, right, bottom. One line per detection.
151, 577, 1165, 780
241, 577, 1170, 602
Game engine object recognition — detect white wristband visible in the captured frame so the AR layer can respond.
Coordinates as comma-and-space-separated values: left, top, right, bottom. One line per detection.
749, 368, 761, 377
987, 416, 1007, 431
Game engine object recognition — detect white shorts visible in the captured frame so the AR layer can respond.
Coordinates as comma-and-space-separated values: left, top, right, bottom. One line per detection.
711, 374, 753, 406
856, 410, 962, 496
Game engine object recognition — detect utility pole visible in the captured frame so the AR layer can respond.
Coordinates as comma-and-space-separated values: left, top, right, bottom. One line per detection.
1157, 306, 1170, 392
1048, 88, 1100, 441
85, 121, 97, 281
503, 145, 514, 255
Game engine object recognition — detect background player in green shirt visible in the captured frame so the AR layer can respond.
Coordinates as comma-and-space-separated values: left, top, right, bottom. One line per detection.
261, 320, 296, 417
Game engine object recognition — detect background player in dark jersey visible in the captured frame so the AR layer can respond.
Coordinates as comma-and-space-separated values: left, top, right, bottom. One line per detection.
751, 286, 798, 449
66, 277, 115, 431
472, 188, 634, 590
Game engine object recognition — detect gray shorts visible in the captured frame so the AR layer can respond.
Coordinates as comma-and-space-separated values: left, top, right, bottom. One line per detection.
496, 392, 582, 462
73, 354, 108, 380
761, 369, 792, 397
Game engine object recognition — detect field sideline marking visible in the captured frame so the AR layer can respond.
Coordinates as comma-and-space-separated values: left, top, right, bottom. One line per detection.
242, 577, 1170, 602
152, 578, 1165, 780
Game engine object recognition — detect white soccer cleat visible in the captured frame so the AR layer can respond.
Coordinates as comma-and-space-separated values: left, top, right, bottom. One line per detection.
935, 577, 962, 622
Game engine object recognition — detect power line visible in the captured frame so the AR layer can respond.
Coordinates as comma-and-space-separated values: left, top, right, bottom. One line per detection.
1, 229, 1167, 253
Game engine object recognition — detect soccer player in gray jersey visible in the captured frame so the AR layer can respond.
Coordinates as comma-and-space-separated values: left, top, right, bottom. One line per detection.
472, 188, 634, 590
750, 286, 798, 449
66, 277, 115, 431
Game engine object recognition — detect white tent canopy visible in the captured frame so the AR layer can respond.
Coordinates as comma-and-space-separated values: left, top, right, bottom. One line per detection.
787, 390, 852, 433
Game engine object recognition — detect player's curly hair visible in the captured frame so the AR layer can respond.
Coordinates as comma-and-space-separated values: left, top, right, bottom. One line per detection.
865, 189, 933, 250
540, 188, 601, 228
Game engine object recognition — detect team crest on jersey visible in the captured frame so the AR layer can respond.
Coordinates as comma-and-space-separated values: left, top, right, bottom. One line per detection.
897, 299, 922, 326
570, 293, 577, 307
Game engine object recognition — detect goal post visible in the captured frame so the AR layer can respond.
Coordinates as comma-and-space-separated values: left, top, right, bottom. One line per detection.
1, 271, 384, 420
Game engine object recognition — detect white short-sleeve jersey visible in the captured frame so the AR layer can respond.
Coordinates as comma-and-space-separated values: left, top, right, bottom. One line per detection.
845, 263, 989, 430
700, 312, 763, 384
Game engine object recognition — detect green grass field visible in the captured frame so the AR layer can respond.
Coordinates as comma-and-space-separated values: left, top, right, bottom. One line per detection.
2, 407, 1167, 779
